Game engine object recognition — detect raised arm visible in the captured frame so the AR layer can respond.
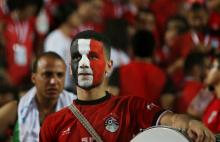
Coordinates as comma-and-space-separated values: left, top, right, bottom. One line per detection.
0, 101, 18, 135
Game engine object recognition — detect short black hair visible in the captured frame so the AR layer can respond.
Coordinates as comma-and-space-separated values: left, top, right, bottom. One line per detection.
131, 29, 155, 58
137, 8, 154, 17
53, 1, 78, 27
103, 19, 128, 51
32, 52, 65, 73
190, 2, 206, 12
184, 52, 206, 75
7, 0, 43, 12
70, 30, 111, 60
166, 15, 189, 34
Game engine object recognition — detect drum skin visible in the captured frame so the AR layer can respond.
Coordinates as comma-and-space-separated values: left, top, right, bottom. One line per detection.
131, 126, 190, 142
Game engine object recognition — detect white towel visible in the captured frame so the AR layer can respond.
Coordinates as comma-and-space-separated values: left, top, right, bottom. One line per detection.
17, 87, 76, 142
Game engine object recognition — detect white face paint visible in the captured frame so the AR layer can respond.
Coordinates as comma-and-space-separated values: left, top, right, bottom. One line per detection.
77, 39, 93, 87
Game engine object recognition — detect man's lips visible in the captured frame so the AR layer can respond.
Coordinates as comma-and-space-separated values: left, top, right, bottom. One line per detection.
78, 73, 92, 76
46, 88, 58, 93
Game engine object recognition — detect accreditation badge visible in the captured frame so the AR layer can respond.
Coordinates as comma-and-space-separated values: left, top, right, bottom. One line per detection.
13, 43, 27, 66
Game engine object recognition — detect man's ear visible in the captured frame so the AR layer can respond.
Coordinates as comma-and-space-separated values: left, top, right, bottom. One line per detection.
31, 74, 36, 84
106, 60, 113, 75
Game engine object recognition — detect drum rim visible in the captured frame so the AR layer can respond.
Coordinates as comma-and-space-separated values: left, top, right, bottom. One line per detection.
133, 125, 191, 142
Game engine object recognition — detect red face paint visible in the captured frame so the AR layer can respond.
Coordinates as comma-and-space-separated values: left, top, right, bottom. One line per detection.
71, 39, 106, 89
89, 39, 106, 86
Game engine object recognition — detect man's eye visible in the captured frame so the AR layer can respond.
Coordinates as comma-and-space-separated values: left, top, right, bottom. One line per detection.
43, 72, 52, 78
89, 54, 98, 60
57, 72, 64, 78
72, 55, 81, 62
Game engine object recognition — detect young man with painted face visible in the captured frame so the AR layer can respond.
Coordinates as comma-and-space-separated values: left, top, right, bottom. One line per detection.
39, 30, 215, 142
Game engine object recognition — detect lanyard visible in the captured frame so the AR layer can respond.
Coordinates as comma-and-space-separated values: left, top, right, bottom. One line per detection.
13, 12, 29, 44
14, 21, 29, 44
191, 31, 210, 47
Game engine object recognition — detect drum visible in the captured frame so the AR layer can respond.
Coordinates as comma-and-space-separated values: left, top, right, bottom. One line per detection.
131, 126, 191, 142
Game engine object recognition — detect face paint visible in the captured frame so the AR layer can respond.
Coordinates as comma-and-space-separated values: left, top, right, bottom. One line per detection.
71, 38, 106, 89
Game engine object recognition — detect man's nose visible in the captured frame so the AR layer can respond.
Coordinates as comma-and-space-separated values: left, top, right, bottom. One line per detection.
80, 63, 89, 69
79, 55, 89, 68
49, 77, 57, 84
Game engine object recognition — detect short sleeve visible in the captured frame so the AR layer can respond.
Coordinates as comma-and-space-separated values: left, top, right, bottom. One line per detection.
129, 97, 165, 132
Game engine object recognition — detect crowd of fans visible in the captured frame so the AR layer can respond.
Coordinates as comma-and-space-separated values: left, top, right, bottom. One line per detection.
0, 0, 220, 141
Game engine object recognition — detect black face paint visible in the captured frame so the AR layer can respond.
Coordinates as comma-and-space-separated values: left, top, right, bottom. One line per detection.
70, 40, 79, 86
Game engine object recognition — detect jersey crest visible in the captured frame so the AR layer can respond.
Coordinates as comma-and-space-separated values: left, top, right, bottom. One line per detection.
104, 116, 119, 133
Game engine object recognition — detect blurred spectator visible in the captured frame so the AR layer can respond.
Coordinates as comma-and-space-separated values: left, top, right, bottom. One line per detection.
108, 30, 166, 104
0, 84, 18, 142
123, 0, 152, 24
136, 8, 156, 31
177, 52, 212, 118
173, 3, 212, 58
203, 54, 220, 133
76, 0, 104, 32
149, 0, 183, 35
206, 0, 220, 13
0, 0, 9, 17
166, 3, 211, 88
102, 0, 124, 20
44, 1, 81, 91
207, 0, 220, 52
0, 52, 76, 141
103, 19, 130, 72
3, 0, 43, 86
159, 77, 176, 110
0, 0, 13, 85
156, 15, 189, 109
0, 0, 9, 41
155, 15, 189, 69
136, 8, 160, 47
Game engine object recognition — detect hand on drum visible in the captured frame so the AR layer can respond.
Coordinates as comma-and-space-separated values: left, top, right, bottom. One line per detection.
160, 112, 215, 142
187, 119, 215, 142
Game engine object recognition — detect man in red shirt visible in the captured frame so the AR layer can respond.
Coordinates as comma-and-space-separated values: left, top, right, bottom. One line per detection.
203, 54, 220, 133
177, 52, 211, 117
40, 30, 215, 142
108, 30, 166, 104
166, 3, 213, 89
3, 0, 42, 86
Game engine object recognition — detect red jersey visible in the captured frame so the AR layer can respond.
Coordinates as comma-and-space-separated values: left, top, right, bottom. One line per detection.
40, 93, 164, 142
208, 11, 220, 31
172, 31, 217, 58
102, 0, 123, 20
203, 98, 220, 133
149, 0, 181, 33
109, 61, 166, 104
169, 31, 214, 88
4, 15, 35, 85
0, 0, 8, 19
177, 80, 204, 113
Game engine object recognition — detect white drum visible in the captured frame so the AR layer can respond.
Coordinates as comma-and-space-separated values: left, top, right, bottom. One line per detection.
131, 126, 191, 142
